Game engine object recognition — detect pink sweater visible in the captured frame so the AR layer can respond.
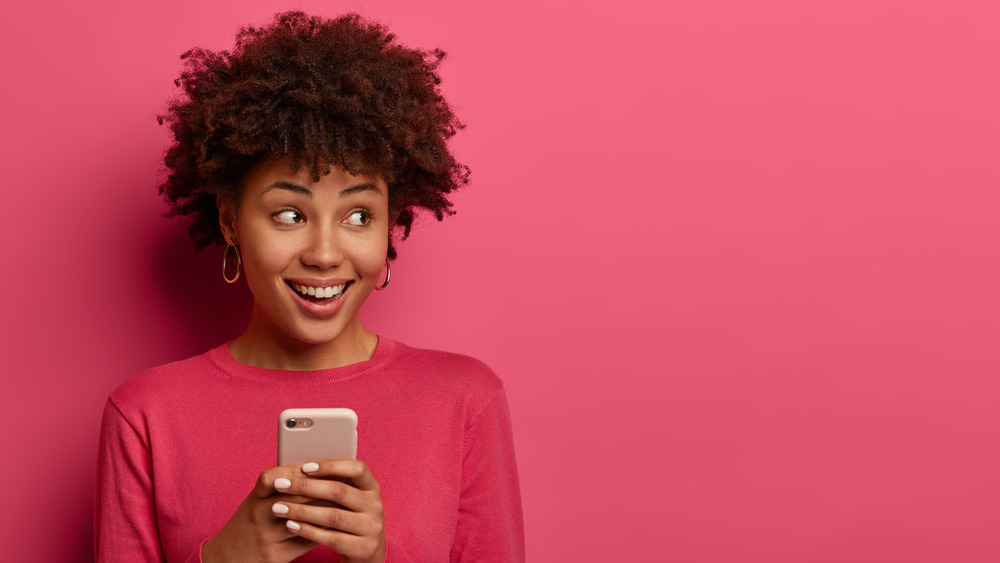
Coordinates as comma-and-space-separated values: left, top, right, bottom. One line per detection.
95, 338, 524, 562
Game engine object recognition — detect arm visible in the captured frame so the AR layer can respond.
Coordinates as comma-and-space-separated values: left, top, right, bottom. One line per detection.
382, 539, 416, 563
96, 399, 224, 563
96, 398, 364, 563
450, 387, 525, 563
95, 398, 166, 562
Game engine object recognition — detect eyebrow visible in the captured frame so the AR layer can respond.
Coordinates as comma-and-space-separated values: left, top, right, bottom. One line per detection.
261, 181, 312, 197
339, 183, 383, 198
260, 181, 382, 198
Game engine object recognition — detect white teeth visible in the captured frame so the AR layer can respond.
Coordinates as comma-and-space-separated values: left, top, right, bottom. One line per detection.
291, 283, 346, 299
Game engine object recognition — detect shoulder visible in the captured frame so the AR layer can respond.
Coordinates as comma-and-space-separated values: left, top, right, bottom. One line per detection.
383, 339, 506, 418
388, 340, 499, 378
388, 340, 502, 389
108, 345, 226, 412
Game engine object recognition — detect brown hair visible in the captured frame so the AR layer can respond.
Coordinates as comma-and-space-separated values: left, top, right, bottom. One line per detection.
157, 11, 468, 258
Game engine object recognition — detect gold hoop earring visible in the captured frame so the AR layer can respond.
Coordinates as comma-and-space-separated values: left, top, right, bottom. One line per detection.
374, 259, 391, 291
222, 239, 241, 284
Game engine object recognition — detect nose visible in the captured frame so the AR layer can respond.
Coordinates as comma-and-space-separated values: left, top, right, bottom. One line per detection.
300, 223, 344, 270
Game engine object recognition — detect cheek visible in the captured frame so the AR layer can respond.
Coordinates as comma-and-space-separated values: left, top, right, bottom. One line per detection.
239, 233, 293, 279
354, 231, 389, 276
361, 241, 389, 274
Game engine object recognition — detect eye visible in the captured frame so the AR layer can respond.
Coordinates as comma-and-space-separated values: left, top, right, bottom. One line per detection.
274, 209, 303, 224
344, 210, 371, 226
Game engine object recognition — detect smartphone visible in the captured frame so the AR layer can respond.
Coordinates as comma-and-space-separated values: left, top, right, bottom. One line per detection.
278, 408, 358, 466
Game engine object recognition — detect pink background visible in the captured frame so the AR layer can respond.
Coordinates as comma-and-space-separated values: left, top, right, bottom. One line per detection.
1, 0, 998, 560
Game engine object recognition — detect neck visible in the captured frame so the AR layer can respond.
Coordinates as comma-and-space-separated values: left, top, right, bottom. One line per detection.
228, 308, 378, 371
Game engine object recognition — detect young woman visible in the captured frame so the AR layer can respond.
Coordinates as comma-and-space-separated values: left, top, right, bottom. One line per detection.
95, 12, 524, 562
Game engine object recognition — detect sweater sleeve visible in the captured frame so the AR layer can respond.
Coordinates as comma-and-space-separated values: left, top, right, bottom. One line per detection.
95, 398, 167, 561
383, 538, 415, 563
449, 386, 526, 562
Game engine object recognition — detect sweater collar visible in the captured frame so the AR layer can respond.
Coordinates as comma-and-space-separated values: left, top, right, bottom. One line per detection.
206, 336, 396, 384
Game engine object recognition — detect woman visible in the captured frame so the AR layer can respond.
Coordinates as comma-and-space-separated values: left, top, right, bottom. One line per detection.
96, 12, 524, 562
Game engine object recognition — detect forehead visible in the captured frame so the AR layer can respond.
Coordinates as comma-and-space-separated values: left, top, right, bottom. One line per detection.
243, 159, 387, 197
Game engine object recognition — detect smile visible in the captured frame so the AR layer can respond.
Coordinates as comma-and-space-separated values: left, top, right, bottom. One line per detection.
287, 281, 351, 301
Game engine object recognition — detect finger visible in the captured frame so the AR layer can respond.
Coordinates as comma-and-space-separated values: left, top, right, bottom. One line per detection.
272, 492, 318, 506
273, 501, 375, 536
274, 475, 371, 512
285, 519, 384, 560
302, 459, 380, 492
252, 466, 306, 499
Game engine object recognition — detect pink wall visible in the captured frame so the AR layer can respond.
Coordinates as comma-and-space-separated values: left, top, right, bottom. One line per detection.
2, 0, 998, 560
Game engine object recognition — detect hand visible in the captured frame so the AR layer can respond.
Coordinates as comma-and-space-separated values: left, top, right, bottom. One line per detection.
202, 465, 320, 563
271, 459, 387, 563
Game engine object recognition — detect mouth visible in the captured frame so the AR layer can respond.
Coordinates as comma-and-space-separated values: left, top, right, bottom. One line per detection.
286, 280, 352, 303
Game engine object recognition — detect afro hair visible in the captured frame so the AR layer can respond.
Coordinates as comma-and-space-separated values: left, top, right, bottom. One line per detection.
157, 11, 469, 259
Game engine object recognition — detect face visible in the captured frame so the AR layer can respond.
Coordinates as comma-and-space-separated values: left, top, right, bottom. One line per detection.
220, 160, 389, 347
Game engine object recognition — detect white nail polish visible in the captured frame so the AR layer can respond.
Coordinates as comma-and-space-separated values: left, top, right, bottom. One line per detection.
302, 462, 319, 473
287, 520, 301, 532
272, 503, 289, 515
274, 478, 291, 489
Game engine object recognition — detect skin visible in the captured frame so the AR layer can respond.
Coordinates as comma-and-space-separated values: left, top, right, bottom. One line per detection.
204, 160, 390, 563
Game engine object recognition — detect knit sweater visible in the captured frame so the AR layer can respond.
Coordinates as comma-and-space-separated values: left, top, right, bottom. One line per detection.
95, 338, 524, 562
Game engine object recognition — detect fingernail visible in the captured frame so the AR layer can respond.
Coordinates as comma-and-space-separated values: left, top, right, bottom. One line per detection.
287, 520, 301, 532
272, 503, 289, 515
302, 462, 319, 473
274, 478, 291, 490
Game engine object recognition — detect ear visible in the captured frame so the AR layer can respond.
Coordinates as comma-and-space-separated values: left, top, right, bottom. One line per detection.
217, 195, 239, 245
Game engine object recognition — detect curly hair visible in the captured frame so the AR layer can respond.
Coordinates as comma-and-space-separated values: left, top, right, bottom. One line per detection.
157, 11, 469, 259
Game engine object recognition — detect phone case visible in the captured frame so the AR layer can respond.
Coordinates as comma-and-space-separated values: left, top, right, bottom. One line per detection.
278, 408, 358, 466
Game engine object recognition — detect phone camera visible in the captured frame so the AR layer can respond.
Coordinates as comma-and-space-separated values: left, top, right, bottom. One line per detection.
286, 419, 297, 428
